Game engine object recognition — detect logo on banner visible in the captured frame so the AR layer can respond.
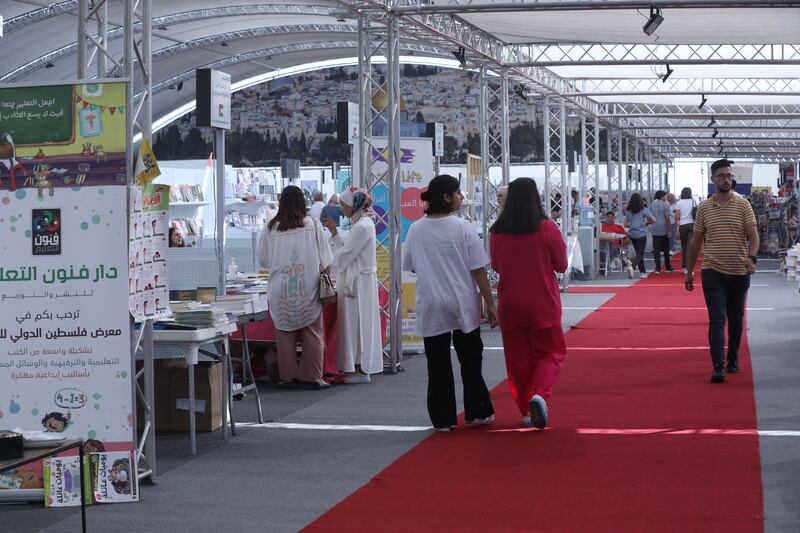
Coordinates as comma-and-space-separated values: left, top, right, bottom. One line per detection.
32, 209, 62, 255
372, 147, 416, 164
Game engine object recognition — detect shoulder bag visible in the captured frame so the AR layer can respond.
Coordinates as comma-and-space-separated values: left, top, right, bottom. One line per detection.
691, 200, 698, 220
312, 218, 337, 305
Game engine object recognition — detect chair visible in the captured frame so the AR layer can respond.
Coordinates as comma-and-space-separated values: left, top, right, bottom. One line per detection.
599, 240, 625, 276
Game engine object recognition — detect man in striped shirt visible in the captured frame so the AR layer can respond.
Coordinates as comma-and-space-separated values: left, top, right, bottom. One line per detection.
684, 159, 759, 383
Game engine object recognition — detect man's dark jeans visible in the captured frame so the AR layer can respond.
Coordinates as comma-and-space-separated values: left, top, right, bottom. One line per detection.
701, 269, 750, 369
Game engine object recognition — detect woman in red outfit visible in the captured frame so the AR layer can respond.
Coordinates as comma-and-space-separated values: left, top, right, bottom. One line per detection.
490, 178, 568, 429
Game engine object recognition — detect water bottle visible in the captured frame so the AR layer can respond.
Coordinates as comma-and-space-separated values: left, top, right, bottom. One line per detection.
227, 258, 238, 281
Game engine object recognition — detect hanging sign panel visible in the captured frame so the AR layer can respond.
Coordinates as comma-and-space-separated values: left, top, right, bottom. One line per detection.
0, 82, 132, 492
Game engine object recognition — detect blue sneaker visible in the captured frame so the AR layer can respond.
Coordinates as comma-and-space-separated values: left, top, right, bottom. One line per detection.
529, 394, 548, 429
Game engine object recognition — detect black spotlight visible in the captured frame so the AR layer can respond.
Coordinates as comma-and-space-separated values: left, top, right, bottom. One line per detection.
699, 94, 708, 110
661, 63, 673, 83
514, 84, 527, 102
643, 6, 664, 36
452, 47, 467, 67
711, 129, 719, 139
708, 116, 717, 127
176, 81, 183, 92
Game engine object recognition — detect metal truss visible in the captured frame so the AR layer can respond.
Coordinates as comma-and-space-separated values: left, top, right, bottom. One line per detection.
565, 78, 800, 97
479, 67, 509, 267
606, 128, 622, 220
2, 17, 357, 82
601, 103, 800, 119
504, 44, 800, 67
543, 97, 570, 290
582, 116, 601, 277
357, 14, 403, 371
3, 1, 79, 33
150, 41, 447, 94
389, 1, 799, 13
77, 0, 112, 79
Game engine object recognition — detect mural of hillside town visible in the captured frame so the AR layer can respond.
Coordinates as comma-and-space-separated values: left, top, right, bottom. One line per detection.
153, 65, 599, 166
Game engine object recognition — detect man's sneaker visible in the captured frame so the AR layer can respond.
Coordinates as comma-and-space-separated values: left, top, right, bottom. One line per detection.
683, 268, 688, 274
466, 414, 495, 426
725, 363, 740, 374
640, 272, 648, 279
627, 265, 635, 279
522, 416, 534, 428
710, 368, 726, 383
529, 394, 548, 429
653, 269, 662, 275
665, 267, 675, 273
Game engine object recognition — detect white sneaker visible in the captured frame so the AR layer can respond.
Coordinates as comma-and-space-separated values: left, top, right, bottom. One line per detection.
522, 416, 533, 428
344, 373, 371, 384
467, 414, 495, 426
611, 258, 621, 269
627, 265, 635, 279
683, 268, 688, 274
640, 272, 648, 279
529, 394, 548, 429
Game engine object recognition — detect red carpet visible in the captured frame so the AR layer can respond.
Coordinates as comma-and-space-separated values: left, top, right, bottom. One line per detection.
305, 271, 763, 532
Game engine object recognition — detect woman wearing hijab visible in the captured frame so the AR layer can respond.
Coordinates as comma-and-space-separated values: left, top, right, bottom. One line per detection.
322, 187, 382, 383
490, 179, 567, 429
403, 174, 497, 432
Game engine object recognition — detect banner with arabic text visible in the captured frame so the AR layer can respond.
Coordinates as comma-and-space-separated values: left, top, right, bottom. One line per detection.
0, 81, 132, 491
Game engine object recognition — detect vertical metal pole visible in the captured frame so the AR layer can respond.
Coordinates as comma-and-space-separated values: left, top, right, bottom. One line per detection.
659, 156, 664, 192
634, 139, 641, 197
543, 97, 551, 212
215, 129, 226, 297
387, 16, 402, 372
142, 319, 155, 478
97, 0, 109, 77
617, 131, 624, 219
78, 0, 88, 79
141, 0, 152, 140
500, 69, 511, 185
559, 101, 569, 238
480, 67, 491, 255
593, 120, 601, 278
357, 16, 370, 189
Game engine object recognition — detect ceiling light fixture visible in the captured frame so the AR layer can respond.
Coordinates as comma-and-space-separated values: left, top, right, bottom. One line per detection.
220, 42, 229, 47
708, 116, 717, 127
452, 47, 467, 67
661, 63, 673, 83
45, 62, 54, 68
330, 8, 349, 22
699, 94, 708, 111
711, 128, 719, 139
642, 6, 664, 36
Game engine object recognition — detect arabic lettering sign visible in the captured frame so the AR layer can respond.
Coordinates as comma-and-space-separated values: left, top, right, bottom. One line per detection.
0, 83, 132, 490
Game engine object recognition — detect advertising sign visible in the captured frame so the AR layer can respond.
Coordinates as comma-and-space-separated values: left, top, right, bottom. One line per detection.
196, 69, 231, 130
0, 82, 132, 490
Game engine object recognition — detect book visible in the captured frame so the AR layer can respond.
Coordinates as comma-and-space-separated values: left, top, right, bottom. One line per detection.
89, 450, 139, 503
44, 456, 90, 507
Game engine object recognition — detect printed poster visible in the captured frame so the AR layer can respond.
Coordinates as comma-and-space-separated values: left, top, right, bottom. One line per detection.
44, 456, 88, 507
89, 450, 138, 503
355, 138, 434, 350
129, 184, 170, 321
0, 81, 133, 491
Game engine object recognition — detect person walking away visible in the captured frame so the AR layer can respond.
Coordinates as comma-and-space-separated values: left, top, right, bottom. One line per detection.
309, 191, 325, 219
601, 211, 634, 278
674, 187, 697, 274
258, 186, 333, 390
403, 174, 497, 432
322, 188, 382, 384
684, 159, 759, 383
667, 193, 679, 253
490, 178, 568, 429
649, 190, 674, 273
624, 193, 656, 278
321, 194, 342, 227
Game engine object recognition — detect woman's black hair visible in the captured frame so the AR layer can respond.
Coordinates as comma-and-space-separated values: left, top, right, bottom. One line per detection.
654, 190, 666, 201
627, 193, 644, 214
680, 187, 692, 200
421, 174, 460, 215
490, 178, 546, 234
269, 185, 307, 231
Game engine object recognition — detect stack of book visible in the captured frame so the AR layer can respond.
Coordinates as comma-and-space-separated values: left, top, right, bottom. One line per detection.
171, 304, 234, 328
171, 218, 201, 237
215, 293, 266, 315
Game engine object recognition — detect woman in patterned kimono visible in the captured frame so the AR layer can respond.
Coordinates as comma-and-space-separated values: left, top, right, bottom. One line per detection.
258, 186, 333, 389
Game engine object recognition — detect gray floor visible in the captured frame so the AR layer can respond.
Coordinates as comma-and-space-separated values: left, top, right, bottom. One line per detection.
5, 262, 799, 532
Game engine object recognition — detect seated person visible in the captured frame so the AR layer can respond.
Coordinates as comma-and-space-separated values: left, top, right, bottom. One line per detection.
600, 211, 633, 276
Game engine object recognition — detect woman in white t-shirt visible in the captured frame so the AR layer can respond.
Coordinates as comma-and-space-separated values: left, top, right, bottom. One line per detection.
258, 186, 333, 390
674, 187, 697, 274
403, 174, 498, 432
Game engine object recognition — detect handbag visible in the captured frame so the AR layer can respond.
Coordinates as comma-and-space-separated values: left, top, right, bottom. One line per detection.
691, 200, 698, 220
313, 219, 337, 305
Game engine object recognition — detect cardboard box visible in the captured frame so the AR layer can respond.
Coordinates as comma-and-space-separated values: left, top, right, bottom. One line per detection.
135, 360, 173, 432
169, 362, 223, 432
